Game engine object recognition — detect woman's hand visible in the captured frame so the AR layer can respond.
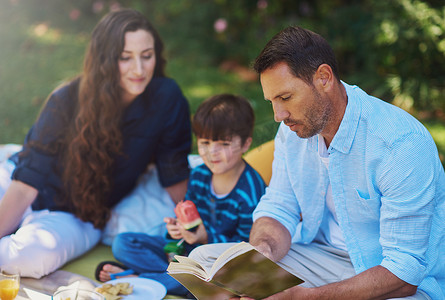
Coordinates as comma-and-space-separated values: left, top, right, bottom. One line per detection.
164, 217, 183, 240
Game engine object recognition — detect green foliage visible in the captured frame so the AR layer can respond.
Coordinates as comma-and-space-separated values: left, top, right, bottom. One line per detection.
192, 0, 445, 113
3, 0, 444, 112
0, 0, 444, 156
360, 0, 445, 112
139, 0, 445, 113
0, 0, 86, 143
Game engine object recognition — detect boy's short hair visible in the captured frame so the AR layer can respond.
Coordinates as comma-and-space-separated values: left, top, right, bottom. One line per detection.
192, 94, 254, 144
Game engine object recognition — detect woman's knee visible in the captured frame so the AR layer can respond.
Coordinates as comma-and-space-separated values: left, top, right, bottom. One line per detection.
0, 234, 61, 278
0, 211, 100, 278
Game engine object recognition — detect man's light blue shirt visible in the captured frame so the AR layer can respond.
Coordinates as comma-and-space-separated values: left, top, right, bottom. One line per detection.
253, 82, 445, 299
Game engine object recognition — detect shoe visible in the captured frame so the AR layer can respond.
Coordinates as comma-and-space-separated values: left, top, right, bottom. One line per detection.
95, 260, 136, 282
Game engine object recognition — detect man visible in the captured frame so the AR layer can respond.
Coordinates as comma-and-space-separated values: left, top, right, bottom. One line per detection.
189, 26, 444, 299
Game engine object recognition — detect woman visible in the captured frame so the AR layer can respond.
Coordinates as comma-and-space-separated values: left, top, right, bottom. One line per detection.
0, 8, 191, 278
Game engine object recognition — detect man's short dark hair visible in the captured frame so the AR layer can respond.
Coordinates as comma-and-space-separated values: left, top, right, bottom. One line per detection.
193, 94, 254, 145
253, 26, 340, 85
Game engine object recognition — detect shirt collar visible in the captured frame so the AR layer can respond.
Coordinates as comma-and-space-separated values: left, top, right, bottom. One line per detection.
329, 81, 361, 154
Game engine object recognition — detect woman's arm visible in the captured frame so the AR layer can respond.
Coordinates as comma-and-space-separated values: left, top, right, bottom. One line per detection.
0, 180, 38, 238
165, 179, 188, 204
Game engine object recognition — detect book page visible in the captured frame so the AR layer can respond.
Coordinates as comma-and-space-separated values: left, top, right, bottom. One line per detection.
167, 255, 209, 279
212, 248, 304, 299
209, 242, 255, 277
167, 242, 304, 299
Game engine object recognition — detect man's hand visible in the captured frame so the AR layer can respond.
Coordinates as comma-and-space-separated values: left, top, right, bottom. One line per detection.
247, 218, 418, 299
251, 240, 274, 261
249, 217, 292, 262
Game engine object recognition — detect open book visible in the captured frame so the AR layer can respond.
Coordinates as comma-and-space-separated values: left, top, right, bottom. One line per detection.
167, 242, 304, 300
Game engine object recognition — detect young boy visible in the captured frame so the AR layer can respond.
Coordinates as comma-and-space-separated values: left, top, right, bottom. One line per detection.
96, 94, 266, 295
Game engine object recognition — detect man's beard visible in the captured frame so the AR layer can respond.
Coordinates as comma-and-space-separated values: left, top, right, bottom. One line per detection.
287, 89, 332, 139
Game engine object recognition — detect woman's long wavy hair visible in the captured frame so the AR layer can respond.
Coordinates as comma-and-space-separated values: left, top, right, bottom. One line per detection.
62, 9, 166, 229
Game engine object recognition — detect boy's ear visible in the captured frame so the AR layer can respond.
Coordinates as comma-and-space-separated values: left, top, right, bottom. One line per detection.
242, 137, 253, 153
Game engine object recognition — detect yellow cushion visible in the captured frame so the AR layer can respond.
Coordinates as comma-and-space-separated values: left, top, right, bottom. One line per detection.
244, 140, 274, 185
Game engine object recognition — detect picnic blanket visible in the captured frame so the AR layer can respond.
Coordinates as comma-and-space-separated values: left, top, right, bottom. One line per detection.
1, 141, 274, 299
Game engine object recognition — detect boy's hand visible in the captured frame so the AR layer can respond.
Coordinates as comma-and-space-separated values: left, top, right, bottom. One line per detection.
164, 217, 183, 240
179, 222, 208, 245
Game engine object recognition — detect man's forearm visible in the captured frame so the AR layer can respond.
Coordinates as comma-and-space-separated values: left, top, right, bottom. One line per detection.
272, 265, 417, 300
249, 218, 418, 300
249, 217, 292, 261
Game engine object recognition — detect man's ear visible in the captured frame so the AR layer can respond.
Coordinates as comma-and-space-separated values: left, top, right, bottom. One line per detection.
242, 137, 253, 153
314, 64, 334, 91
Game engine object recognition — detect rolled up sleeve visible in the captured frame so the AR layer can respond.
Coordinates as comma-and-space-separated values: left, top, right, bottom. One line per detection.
155, 82, 191, 187
253, 124, 301, 237
12, 89, 69, 193
379, 133, 437, 285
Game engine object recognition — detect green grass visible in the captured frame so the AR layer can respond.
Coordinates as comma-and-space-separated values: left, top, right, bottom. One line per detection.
166, 57, 278, 152
1, 3, 444, 161
0, 5, 85, 144
0, 5, 277, 151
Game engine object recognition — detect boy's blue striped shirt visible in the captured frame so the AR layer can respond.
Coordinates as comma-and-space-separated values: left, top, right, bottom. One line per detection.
186, 161, 266, 243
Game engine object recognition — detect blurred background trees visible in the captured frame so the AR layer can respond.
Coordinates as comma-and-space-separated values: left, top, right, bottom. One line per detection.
0, 0, 444, 153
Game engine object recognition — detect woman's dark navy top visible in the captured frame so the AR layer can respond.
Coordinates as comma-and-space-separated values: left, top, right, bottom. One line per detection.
11, 77, 191, 212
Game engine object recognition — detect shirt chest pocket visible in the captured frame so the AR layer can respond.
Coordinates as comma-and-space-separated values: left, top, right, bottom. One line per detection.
346, 189, 381, 222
